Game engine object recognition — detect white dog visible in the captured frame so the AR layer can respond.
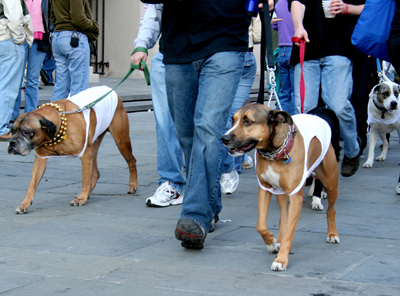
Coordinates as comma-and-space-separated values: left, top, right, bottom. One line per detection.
363, 74, 400, 169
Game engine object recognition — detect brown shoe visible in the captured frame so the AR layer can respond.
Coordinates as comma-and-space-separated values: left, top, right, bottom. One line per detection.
0, 132, 12, 142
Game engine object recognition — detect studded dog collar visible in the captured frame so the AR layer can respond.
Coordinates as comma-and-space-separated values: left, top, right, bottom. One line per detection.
257, 123, 297, 163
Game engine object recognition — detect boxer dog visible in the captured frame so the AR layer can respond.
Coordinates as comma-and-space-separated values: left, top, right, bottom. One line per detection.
8, 86, 138, 214
363, 74, 400, 168
222, 103, 340, 271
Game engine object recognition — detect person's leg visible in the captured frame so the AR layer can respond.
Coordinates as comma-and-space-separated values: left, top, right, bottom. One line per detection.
11, 41, 29, 121
42, 51, 56, 84
168, 51, 244, 236
51, 31, 71, 101
146, 52, 186, 207
221, 51, 256, 193
321, 55, 360, 177
68, 32, 90, 96
288, 53, 296, 115
24, 40, 46, 113
387, 29, 400, 75
321, 55, 359, 159
350, 54, 376, 154
0, 39, 25, 136
294, 59, 321, 114
278, 46, 295, 115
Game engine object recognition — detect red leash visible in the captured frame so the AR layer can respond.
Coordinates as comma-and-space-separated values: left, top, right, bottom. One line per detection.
292, 37, 306, 113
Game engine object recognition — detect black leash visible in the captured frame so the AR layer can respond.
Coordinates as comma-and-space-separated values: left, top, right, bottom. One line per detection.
257, 8, 275, 105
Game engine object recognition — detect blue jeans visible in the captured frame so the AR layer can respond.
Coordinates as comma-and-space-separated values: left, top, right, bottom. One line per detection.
294, 55, 360, 158
51, 31, 90, 101
278, 46, 295, 115
42, 51, 56, 84
165, 51, 244, 232
12, 40, 46, 120
0, 39, 25, 135
151, 52, 186, 192
222, 51, 257, 174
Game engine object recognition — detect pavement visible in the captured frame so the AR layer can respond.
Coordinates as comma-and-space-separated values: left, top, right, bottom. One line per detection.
0, 77, 400, 296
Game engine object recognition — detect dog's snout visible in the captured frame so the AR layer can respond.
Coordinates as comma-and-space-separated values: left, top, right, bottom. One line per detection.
8, 140, 17, 154
8, 139, 17, 148
221, 134, 231, 145
391, 101, 398, 109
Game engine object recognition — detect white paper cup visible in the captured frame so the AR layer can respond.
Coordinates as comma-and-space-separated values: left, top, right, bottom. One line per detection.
322, 0, 335, 18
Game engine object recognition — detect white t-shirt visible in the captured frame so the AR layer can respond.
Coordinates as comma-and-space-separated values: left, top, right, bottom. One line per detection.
256, 114, 331, 196
36, 86, 118, 158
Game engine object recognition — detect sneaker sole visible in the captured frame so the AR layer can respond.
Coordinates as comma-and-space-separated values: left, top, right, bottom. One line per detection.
175, 217, 205, 249
241, 163, 253, 169
146, 197, 182, 207
145, 198, 170, 207
221, 186, 238, 195
341, 168, 358, 178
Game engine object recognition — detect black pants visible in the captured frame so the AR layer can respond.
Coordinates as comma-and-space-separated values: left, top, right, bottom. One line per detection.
387, 29, 400, 75
350, 53, 378, 152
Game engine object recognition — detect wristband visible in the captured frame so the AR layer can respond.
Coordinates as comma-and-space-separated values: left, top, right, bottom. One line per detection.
343, 3, 349, 15
131, 47, 148, 55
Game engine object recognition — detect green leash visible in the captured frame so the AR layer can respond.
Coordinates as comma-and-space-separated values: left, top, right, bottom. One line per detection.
60, 51, 150, 114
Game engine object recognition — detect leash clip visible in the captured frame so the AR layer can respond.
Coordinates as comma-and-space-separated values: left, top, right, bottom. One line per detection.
75, 107, 88, 113
267, 66, 283, 111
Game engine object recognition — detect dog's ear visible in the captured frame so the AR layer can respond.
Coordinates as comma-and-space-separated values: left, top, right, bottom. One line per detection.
268, 110, 293, 126
39, 118, 58, 140
369, 84, 379, 100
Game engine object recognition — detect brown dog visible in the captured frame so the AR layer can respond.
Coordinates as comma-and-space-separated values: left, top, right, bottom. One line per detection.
221, 103, 339, 271
8, 86, 138, 214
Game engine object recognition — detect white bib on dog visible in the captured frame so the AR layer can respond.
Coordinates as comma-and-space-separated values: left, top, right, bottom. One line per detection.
256, 114, 331, 196
36, 86, 118, 159
367, 105, 400, 125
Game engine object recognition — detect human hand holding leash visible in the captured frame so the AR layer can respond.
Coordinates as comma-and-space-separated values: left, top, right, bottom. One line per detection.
130, 51, 148, 71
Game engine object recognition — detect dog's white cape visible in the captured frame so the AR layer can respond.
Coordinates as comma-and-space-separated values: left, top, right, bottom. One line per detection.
256, 114, 331, 196
367, 106, 400, 125
36, 86, 118, 159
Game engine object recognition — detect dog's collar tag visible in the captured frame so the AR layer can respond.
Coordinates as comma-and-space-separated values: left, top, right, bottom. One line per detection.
283, 156, 291, 164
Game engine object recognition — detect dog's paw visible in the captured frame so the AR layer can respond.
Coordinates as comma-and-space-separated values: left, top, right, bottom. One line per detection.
326, 235, 340, 244
321, 189, 327, 199
266, 238, 281, 253
311, 196, 324, 211
396, 184, 400, 195
363, 161, 373, 168
70, 197, 87, 206
15, 207, 28, 214
271, 261, 286, 271
376, 156, 386, 162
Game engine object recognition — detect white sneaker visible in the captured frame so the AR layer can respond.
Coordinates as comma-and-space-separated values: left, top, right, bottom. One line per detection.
146, 181, 182, 207
220, 168, 239, 195
241, 155, 253, 169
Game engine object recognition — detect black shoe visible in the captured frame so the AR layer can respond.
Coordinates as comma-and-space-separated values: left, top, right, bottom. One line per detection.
175, 217, 206, 249
341, 155, 360, 177
208, 214, 219, 233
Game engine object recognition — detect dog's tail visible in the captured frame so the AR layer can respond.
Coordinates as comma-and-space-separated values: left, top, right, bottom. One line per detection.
308, 107, 341, 162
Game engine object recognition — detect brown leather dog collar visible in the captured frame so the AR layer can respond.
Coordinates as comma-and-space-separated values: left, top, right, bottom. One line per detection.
257, 123, 297, 163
